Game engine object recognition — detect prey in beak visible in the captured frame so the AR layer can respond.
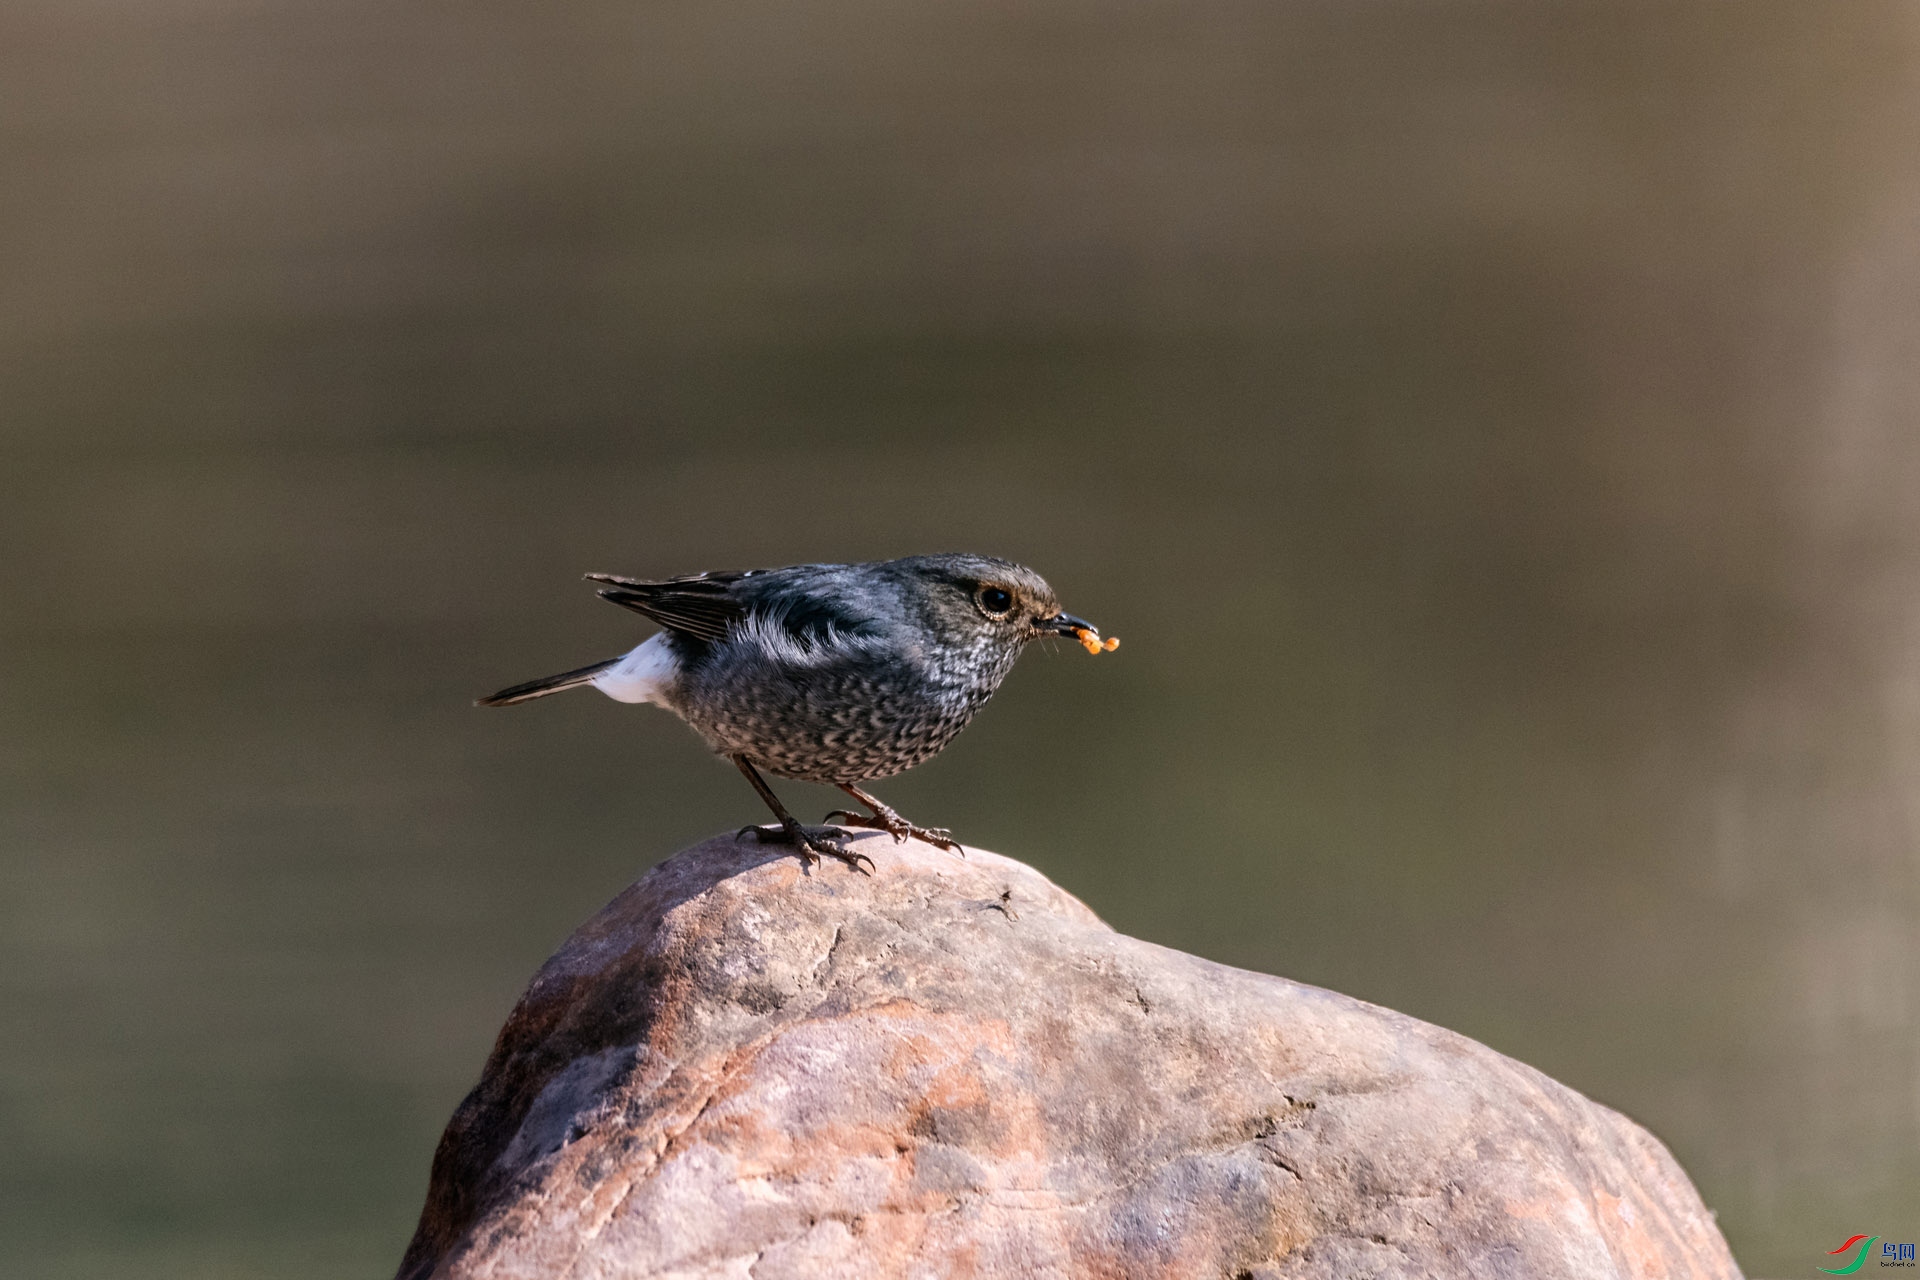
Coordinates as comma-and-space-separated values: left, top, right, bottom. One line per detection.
1039, 611, 1120, 654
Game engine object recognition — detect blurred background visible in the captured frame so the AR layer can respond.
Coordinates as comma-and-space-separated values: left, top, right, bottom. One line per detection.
4, 0, 1918, 1274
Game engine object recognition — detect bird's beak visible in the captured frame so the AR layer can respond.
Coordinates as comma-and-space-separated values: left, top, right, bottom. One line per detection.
1038, 612, 1119, 653
1041, 611, 1098, 638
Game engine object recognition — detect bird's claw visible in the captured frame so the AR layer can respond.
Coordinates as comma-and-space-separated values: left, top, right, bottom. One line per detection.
824, 809, 962, 854
746, 819, 874, 874
904, 824, 959, 852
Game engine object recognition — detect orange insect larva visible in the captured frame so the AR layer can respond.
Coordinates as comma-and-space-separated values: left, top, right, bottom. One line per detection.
1072, 627, 1119, 655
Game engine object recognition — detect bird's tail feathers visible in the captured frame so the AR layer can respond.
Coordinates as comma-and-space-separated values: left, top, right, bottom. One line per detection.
477, 658, 618, 707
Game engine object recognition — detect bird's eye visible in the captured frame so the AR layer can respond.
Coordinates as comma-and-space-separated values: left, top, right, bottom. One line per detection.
976, 585, 1015, 618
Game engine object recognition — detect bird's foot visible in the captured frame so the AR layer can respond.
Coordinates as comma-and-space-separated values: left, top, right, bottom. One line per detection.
741, 819, 875, 874
822, 807, 962, 854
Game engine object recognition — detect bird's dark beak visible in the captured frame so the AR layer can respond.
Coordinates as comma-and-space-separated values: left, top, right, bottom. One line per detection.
1041, 611, 1098, 639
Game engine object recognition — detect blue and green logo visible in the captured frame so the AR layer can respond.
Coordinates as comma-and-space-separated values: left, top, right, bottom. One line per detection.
1821, 1236, 1878, 1274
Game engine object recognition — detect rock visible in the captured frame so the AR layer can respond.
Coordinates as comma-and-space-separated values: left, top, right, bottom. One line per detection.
396, 833, 1742, 1280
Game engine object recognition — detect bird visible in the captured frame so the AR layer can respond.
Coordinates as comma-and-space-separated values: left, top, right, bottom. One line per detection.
478, 554, 1117, 871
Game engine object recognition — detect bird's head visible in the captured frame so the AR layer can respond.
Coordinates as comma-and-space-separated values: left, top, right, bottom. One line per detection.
899, 554, 1114, 658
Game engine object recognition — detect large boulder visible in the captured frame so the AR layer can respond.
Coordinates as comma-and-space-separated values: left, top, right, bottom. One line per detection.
397, 832, 1742, 1279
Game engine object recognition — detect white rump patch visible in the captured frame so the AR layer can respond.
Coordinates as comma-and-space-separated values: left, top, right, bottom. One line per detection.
592, 633, 679, 704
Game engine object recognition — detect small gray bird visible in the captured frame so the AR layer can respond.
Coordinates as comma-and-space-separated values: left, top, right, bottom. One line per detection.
479, 554, 1115, 871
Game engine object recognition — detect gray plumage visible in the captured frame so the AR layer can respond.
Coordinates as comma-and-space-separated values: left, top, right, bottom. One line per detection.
480, 553, 1111, 870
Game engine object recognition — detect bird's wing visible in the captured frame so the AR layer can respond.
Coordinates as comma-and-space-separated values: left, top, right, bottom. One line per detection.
585, 570, 757, 643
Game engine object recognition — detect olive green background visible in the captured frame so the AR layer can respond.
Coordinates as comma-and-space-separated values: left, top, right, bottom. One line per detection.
5, 2, 1919, 1275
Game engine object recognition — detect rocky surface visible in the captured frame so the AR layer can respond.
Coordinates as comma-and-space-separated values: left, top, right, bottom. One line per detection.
397, 831, 1742, 1280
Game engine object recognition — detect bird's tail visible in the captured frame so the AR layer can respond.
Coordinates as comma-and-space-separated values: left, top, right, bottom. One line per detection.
476, 658, 619, 707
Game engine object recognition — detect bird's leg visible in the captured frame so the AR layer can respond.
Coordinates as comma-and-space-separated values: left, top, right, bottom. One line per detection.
824, 782, 962, 854
731, 756, 874, 873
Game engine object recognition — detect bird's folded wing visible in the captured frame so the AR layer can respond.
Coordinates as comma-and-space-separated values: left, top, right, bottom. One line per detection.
585, 571, 752, 643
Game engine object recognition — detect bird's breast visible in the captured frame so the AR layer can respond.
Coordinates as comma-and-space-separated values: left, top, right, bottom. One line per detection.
672, 634, 1016, 782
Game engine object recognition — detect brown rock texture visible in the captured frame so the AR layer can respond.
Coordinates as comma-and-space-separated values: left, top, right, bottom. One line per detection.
397, 832, 1742, 1280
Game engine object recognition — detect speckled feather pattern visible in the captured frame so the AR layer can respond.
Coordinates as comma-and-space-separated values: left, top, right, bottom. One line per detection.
671, 622, 1025, 783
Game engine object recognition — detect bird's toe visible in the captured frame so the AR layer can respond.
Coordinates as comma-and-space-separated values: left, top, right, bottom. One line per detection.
775, 822, 873, 874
